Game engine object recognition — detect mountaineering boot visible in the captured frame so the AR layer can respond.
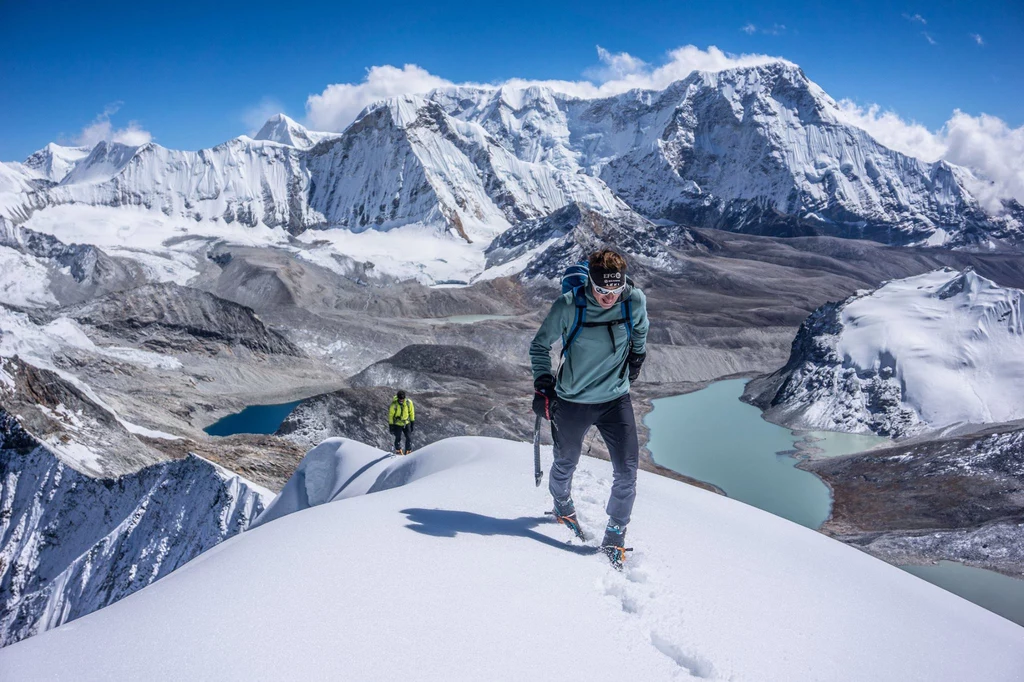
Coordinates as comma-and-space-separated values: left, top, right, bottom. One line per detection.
394, 448, 402, 455
551, 497, 586, 541
601, 524, 630, 569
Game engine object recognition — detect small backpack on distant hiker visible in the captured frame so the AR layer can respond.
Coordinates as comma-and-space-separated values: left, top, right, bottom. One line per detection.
388, 389, 415, 455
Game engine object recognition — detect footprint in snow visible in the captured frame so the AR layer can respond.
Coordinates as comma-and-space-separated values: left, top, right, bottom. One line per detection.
650, 631, 718, 680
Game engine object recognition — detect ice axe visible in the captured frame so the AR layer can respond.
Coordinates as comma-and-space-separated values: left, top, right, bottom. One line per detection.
533, 413, 543, 487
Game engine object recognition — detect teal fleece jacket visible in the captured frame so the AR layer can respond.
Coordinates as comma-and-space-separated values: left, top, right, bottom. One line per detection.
530, 285, 649, 404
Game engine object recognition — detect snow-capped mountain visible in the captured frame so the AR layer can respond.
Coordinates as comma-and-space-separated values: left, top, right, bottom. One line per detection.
21, 144, 92, 183
2, 61, 1019, 251
746, 268, 1024, 437
0, 404, 269, 647
253, 113, 338, 149
1, 437, 1020, 680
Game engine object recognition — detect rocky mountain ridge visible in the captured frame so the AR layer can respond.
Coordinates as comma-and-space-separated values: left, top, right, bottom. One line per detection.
0, 404, 268, 647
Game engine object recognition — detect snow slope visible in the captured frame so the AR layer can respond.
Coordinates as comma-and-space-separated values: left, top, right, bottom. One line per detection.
752, 268, 1024, 437
2, 437, 1021, 681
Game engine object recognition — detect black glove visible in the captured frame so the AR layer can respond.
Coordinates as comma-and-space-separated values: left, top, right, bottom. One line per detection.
532, 374, 557, 421
409, 421, 415, 433
627, 351, 646, 382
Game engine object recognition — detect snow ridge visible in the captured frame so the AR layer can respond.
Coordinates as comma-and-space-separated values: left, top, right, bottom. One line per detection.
1, 437, 1020, 681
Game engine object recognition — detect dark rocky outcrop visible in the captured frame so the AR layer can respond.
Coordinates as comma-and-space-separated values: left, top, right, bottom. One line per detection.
66, 283, 303, 356
801, 422, 1024, 577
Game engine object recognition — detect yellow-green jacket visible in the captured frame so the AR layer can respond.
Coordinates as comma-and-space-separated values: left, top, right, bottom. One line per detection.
388, 397, 415, 427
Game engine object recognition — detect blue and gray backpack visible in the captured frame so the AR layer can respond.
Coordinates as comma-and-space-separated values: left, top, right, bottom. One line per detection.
559, 261, 637, 363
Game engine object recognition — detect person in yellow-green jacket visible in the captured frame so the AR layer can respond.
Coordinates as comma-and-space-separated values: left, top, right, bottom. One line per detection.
388, 389, 415, 454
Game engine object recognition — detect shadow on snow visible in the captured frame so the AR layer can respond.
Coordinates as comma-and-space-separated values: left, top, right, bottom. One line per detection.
401, 508, 599, 556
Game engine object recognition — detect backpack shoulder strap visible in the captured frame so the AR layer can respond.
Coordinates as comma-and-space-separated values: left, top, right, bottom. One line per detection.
560, 287, 588, 357
621, 295, 634, 349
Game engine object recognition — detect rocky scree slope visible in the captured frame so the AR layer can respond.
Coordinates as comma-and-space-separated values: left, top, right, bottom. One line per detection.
802, 422, 1024, 578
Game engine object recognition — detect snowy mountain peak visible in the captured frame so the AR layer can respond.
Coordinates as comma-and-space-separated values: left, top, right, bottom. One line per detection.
749, 268, 1024, 437
22, 143, 92, 183
253, 113, 332, 149
2, 60, 1020, 255
60, 140, 148, 185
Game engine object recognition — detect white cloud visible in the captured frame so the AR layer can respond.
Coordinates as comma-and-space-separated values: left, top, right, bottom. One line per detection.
304, 46, 789, 131
838, 100, 1024, 210
585, 46, 650, 82
943, 111, 1024, 210
740, 23, 786, 36
970, 33, 985, 46
902, 13, 927, 24
243, 97, 287, 136
837, 101, 947, 161
305, 64, 456, 131
922, 31, 937, 45
74, 104, 152, 147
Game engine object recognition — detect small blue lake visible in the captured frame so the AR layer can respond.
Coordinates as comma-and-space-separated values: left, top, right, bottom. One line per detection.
203, 400, 302, 437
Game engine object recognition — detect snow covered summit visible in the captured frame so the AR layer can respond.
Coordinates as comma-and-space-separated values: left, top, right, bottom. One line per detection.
748, 268, 1024, 437
253, 113, 336, 149
2, 436, 1020, 681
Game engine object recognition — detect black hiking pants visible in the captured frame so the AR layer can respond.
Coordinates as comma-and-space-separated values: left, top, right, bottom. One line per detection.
391, 424, 413, 452
549, 393, 639, 528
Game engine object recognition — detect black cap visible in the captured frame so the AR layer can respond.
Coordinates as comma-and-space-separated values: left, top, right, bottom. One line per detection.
397, 390, 407, 401
590, 266, 626, 291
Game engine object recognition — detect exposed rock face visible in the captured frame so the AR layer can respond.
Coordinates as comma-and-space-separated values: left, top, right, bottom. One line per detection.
66, 283, 303, 356
0, 356, 164, 477
0, 410, 268, 647
486, 203, 714, 279
351, 344, 523, 387
802, 423, 1024, 577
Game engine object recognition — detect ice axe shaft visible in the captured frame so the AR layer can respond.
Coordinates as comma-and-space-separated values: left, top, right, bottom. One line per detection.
533, 413, 543, 487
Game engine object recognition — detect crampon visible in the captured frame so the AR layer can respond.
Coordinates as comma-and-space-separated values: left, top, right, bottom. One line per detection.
547, 510, 587, 542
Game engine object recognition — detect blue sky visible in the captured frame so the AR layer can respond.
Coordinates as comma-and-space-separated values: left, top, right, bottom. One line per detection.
0, 0, 1020, 160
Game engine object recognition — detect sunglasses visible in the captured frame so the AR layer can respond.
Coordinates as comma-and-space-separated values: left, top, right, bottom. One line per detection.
593, 282, 624, 296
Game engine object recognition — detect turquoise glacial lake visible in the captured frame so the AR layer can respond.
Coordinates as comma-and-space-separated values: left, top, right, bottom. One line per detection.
645, 378, 887, 529
645, 378, 1024, 628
